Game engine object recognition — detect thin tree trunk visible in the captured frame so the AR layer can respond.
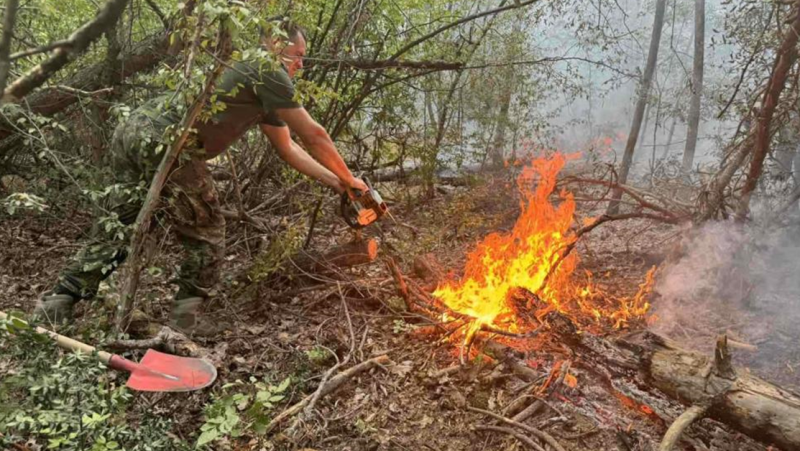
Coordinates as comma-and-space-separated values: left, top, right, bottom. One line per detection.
490, 94, 512, 168
662, 115, 678, 160
681, 0, 706, 174
0, 0, 20, 96
736, 2, 800, 220
116, 28, 232, 332
488, 13, 522, 169
608, 0, 668, 214
637, 101, 652, 155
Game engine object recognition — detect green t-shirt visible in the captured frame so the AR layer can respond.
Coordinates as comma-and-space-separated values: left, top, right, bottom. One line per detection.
137, 60, 301, 159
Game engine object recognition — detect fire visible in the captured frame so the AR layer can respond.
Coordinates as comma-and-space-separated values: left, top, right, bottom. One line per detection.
433, 153, 653, 335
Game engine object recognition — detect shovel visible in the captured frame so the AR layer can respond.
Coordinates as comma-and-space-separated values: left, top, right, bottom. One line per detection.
0, 311, 217, 392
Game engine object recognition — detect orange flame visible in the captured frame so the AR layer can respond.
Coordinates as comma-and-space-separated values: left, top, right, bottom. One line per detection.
433, 153, 652, 334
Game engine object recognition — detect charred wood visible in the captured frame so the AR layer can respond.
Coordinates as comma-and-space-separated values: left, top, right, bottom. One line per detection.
544, 312, 800, 450
291, 238, 379, 277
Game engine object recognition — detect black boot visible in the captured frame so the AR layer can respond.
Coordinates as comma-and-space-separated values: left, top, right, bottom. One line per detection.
168, 297, 221, 337
32, 293, 77, 324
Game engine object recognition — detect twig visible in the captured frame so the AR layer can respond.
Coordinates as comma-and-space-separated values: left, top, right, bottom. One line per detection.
468, 406, 568, 451
512, 400, 544, 423
263, 354, 391, 434
105, 325, 226, 366
54, 85, 114, 97
474, 425, 546, 451
224, 149, 250, 256
142, 0, 168, 29
302, 283, 356, 417
9, 40, 72, 61
658, 404, 707, 451
385, 257, 411, 309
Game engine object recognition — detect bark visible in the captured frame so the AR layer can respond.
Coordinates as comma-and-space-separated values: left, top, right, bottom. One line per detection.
608, 0, 668, 214
661, 116, 678, 161
0, 31, 169, 142
636, 101, 652, 160
546, 313, 800, 451
2, 0, 131, 104
0, 0, 19, 95
681, 0, 706, 174
736, 3, 800, 219
488, 12, 522, 169
292, 238, 379, 275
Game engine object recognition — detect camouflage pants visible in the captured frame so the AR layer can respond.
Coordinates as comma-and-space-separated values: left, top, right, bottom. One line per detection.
54, 114, 226, 301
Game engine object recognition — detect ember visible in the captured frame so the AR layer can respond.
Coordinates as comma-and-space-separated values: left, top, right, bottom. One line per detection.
433, 153, 653, 336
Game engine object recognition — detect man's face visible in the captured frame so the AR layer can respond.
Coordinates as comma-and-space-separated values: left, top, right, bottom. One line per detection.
279, 34, 306, 78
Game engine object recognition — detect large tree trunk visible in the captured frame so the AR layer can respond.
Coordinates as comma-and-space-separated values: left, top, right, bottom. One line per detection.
736, 2, 800, 220
608, 0, 668, 214
681, 0, 706, 174
543, 312, 800, 451
1, 0, 131, 104
0, 31, 169, 142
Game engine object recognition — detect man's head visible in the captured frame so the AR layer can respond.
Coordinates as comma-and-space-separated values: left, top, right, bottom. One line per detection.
262, 20, 306, 78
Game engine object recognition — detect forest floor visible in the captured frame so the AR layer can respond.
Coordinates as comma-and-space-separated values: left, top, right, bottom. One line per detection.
2, 162, 798, 451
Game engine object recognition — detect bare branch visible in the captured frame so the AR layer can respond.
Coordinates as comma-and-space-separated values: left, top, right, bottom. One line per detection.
9, 40, 73, 61
2, 0, 130, 103
305, 57, 464, 71
388, 0, 542, 61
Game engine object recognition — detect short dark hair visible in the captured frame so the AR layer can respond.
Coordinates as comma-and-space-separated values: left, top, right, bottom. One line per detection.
261, 17, 306, 43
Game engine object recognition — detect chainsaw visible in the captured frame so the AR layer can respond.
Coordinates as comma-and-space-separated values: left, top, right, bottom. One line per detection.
340, 177, 389, 229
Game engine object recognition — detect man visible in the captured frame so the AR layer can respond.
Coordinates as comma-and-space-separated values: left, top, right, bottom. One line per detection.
33, 21, 367, 334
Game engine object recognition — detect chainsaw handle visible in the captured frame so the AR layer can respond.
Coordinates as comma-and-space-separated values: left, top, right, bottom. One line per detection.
340, 191, 363, 229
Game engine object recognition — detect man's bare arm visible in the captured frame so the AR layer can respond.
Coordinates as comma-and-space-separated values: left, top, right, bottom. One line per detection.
275, 107, 368, 193
261, 124, 343, 193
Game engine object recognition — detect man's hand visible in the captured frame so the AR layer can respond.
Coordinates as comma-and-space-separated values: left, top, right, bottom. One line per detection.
342, 176, 369, 198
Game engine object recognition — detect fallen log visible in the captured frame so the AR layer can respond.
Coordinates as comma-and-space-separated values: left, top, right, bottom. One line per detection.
406, 251, 800, 449
545, 312, 800, 451
292, 238, 379, 276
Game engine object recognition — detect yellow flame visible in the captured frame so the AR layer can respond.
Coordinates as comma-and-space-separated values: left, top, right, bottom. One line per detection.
433, 153, 653, 333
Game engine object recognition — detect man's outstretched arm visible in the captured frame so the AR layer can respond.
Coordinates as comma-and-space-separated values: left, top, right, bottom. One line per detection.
261, 124, 344, 193
276, 107, 368, 193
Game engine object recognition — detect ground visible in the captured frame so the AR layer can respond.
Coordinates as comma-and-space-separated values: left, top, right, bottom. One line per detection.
1, 163, 794, 451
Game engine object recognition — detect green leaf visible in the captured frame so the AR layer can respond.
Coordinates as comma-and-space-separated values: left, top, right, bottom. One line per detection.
196, 429, 219, 447
275, 377, 291, 393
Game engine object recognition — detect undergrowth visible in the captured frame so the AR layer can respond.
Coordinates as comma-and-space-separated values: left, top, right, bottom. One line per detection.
0, 315, 191, 451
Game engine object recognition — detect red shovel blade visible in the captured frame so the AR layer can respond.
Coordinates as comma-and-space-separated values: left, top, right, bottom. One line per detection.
122, 349, 217, 392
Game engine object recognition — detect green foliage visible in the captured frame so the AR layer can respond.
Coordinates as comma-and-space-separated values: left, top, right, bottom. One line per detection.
0, 316, 189, 451
2, 192, 48, 215
247, 221, 305, 282
196, 377, 291, 447
304, 346, 333, 366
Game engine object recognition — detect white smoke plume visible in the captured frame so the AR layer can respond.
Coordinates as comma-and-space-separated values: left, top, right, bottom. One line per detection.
651, 219, 800, 388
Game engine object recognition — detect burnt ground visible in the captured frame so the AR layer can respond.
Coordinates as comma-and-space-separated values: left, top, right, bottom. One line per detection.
1, 166, 796, 451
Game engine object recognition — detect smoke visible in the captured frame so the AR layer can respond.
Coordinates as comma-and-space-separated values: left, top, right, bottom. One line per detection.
651, 218, 800, 387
